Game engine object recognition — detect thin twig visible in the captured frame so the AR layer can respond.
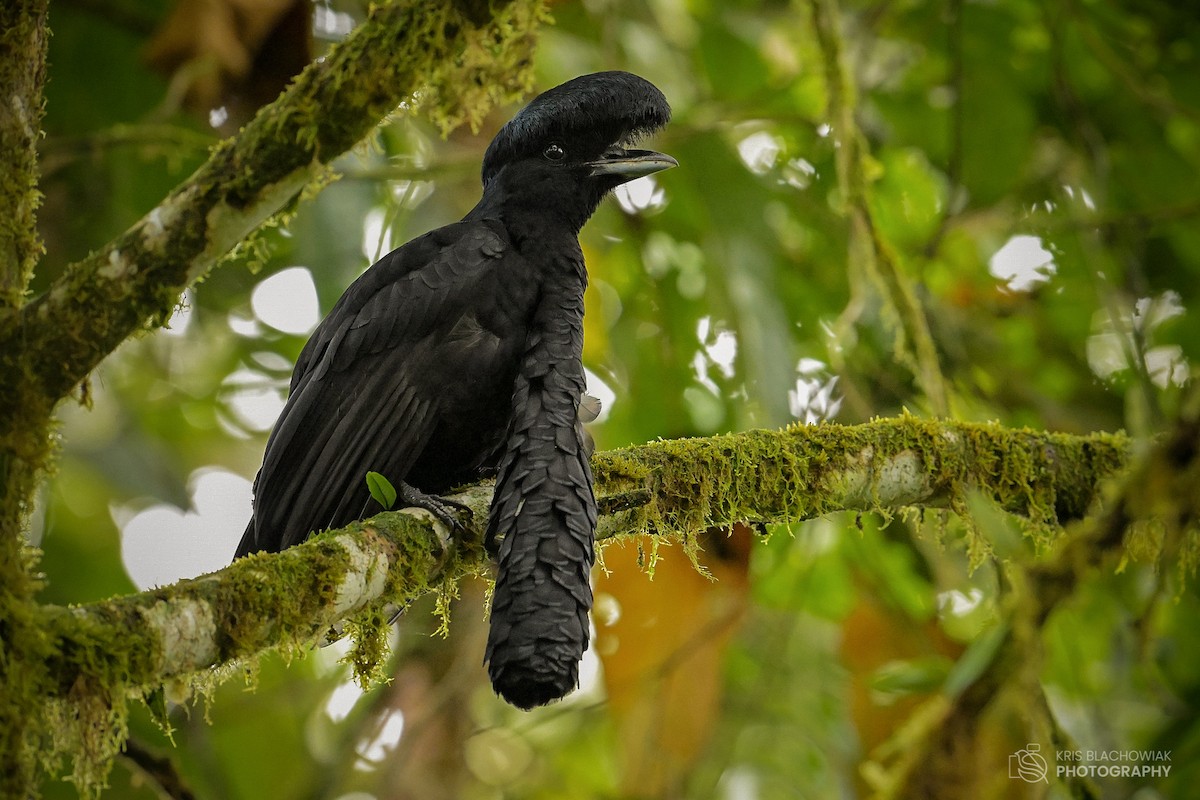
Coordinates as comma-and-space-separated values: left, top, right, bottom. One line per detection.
120, 738, 197, 800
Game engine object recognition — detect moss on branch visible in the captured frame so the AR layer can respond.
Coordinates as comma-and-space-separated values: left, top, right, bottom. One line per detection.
872, 390, 1200, 799
0, 0, 544, 405
26, 418, 1136, 795
0, 0, 48, 311
0, 22, 51, 788
594, 417, 1129, 550
44, 513, 447, 686
45, 417, 1131, 692
34, 511, 449, 793
46, 417, 1123, 690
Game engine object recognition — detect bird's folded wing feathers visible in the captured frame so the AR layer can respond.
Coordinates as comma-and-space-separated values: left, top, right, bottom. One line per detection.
239, 221, 509, 555
245, 356, 438, 553
291, 220, 509, 385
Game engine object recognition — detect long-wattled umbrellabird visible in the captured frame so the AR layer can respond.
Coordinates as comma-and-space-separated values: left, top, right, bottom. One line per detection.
235, 71, 676, 709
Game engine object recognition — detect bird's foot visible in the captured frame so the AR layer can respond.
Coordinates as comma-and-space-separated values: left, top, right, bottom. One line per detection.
396, 481, 471, 541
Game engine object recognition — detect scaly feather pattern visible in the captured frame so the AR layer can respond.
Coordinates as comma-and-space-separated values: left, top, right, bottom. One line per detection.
484, 254, 597, 709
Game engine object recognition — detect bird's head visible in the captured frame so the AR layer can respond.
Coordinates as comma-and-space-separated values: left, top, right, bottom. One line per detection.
480, 71, 676, 232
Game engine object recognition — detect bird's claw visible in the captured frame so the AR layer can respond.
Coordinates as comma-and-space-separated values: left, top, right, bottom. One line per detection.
396, 481, 470, 546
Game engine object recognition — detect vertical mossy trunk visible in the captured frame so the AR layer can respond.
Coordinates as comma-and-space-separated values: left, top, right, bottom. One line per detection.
0, 0, 51, 791
0, 0, 48, 310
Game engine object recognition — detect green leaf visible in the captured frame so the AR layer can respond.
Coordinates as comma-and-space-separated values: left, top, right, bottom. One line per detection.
365, 471, 397, 510
870, 656, 955, 697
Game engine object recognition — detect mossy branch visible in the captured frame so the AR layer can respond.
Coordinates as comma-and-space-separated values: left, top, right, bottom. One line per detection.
19, 417, 1136, 794
874, 388, 1200, 799
0, 0, 543, 405
40, 514, 453, 689
43, 418, 1129, 689
0, 0, 48, 311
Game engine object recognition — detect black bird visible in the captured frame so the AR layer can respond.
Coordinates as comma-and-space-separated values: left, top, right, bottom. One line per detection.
235, 71, 675, 708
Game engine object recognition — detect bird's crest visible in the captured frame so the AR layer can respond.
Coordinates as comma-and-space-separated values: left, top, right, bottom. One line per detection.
482, 71, 671, 185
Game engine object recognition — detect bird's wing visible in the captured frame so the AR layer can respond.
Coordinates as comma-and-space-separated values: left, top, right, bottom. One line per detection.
237, 220, 509, 556
292, 220, 507, 386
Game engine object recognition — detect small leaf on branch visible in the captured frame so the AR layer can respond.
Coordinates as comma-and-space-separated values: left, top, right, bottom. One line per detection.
366, 471, 397, 510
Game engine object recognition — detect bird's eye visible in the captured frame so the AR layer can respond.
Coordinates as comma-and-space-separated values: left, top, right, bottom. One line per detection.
543, 143, 566, 161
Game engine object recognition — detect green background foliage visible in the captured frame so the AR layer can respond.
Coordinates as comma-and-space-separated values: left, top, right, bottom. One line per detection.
30, 0, 1200, 797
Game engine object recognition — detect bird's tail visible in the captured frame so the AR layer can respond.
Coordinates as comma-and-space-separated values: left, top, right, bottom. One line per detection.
484, 277, 597, 709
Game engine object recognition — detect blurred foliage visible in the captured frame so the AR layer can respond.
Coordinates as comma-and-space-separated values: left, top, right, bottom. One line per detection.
29, 0, 1200, 797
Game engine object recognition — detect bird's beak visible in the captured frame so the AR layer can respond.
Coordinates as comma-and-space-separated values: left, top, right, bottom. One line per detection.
588, 148, 678, 180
